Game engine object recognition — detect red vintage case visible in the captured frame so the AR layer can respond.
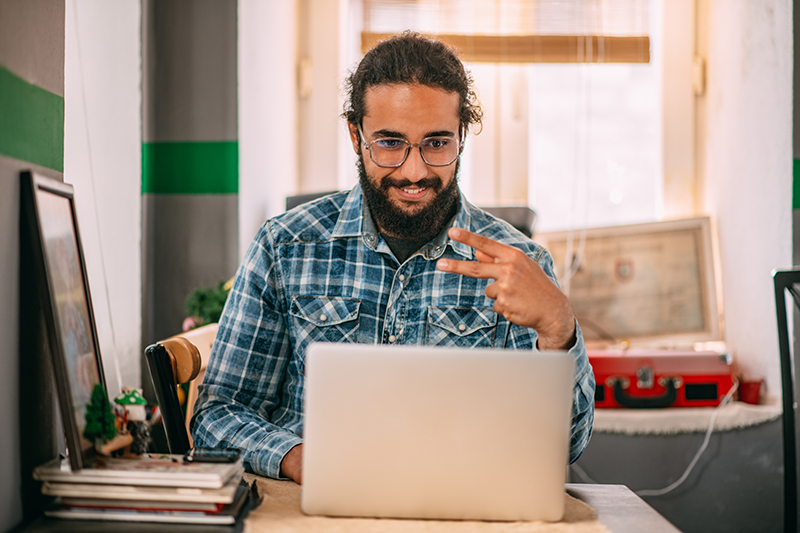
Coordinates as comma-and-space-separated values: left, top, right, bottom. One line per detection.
588, 350, 735, 408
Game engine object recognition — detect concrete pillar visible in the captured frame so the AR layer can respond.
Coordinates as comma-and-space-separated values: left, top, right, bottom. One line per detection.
142, 0, 239, 345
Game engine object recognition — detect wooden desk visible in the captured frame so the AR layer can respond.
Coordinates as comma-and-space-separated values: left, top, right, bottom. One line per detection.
17, 482, 678, 533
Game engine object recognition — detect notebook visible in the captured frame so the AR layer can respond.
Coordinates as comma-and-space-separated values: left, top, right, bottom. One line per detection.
33, 454, 243, 489
301, 343, 576, 522
43, 480, 251, 525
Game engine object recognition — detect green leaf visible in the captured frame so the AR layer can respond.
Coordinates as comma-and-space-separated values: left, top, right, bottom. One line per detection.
184, 280, 231, 326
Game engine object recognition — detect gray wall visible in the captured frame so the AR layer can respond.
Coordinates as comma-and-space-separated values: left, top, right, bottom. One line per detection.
0, 1, 65, 530
572, 420, 783, 532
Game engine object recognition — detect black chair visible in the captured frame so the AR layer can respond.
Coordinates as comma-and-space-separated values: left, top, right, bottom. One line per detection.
145, 336, 202, 455
480, 206, 537, 238
773, 268, 800, 532
285, 190, 340, 211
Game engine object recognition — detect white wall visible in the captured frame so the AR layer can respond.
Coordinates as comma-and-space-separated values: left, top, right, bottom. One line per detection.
238, 0, 299, 257
697, 0, 792, 397
662, 0, 696, 219
298, 0, 357, 195
64, 0, 142, 395
239, 0, 356, 257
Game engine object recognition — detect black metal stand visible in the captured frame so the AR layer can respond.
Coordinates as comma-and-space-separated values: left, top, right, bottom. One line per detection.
773, 269, 800, 532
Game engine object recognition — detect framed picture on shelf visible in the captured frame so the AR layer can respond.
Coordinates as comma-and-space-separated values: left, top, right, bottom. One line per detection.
21, 171, 108, 470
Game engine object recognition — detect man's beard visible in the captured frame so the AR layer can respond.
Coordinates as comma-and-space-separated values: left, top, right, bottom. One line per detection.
358, 155, 460, 241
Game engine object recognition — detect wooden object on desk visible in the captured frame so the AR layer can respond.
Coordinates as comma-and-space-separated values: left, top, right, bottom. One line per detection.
144, 324, 216, 454
244, 475, 680, 533
169, 323, 218, 439
145, 323, 217, 453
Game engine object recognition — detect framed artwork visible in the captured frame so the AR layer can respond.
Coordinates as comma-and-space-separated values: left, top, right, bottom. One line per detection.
21, 171, 107, 470
537, 217, 721, 348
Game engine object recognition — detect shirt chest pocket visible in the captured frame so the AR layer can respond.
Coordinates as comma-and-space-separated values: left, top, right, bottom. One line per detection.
426, 306, 498, 348
289, 296, 361, 346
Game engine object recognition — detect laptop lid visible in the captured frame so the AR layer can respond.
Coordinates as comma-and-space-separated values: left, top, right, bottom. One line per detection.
301, 343, 575, 521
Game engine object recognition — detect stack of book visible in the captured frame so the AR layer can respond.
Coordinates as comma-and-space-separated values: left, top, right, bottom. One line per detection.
34, 453, 248, 525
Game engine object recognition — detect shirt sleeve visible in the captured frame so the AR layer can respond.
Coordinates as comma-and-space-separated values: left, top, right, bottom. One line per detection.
190, 223, 302, 479
564, 320, 595, 463
510, 245, 595, 464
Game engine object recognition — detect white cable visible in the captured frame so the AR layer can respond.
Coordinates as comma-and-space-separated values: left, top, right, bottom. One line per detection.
561, 47, 589, 295
570, 380, 739, 497
561, 6, 599, 293
570, 462, 599, 484
561, 226, 588, 285
635, 380, 739, 497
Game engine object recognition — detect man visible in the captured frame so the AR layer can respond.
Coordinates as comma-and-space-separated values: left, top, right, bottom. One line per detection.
191, 32, 594, 484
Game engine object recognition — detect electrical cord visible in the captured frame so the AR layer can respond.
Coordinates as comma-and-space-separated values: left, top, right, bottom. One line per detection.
636, 379, 738, 496
570, 379, 740, 497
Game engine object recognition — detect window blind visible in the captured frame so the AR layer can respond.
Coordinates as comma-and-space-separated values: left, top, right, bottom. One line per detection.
362, 0, 650, 63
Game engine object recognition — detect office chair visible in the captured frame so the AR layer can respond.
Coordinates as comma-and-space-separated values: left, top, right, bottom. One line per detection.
144, 324, 218, 455
480, 206, 537, 238
773, 268, 800, 532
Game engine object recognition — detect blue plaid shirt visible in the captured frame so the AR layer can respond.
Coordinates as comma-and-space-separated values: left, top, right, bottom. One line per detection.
191, 185, 594, 478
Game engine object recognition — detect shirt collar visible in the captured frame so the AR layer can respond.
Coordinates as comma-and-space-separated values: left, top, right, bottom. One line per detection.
331, 183, 475, 261
331, 185, 365, 239
447, 191, 475, 259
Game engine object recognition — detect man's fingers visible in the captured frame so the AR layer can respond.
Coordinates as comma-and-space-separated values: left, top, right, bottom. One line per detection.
448, 228, 512, 259
475, 249, 495, 263
437, 257, 502, 280
484, 280, 499, 301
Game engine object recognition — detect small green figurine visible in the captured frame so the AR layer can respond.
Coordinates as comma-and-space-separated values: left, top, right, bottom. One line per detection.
84, 383, 117, 445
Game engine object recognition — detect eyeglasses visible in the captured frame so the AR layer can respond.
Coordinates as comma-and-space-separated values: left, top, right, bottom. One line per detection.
358, 127, 461, 168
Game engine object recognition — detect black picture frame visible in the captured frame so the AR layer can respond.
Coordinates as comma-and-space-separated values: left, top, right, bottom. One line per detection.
21, 171, 108, 471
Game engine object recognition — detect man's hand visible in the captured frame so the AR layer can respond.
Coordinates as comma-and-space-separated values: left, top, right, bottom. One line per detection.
280, 444, 303, 484
437, 228, 576, 350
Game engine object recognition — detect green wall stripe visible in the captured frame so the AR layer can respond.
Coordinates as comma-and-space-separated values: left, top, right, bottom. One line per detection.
0, 65, 64, 171
794, 159, 800, 209
142, 141, 238, 194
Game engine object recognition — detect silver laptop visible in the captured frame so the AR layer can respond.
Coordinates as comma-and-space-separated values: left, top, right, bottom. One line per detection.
301, 343, 575, 521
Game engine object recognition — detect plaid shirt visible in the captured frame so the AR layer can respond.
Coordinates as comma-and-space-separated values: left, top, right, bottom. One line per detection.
191, 185, 594, 478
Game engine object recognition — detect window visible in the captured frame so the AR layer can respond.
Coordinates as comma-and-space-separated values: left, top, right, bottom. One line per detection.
359, 0, 663, 233
525, 58, 661, 232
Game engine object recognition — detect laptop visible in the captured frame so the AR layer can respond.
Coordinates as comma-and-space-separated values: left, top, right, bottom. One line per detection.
301, 343, 576, 522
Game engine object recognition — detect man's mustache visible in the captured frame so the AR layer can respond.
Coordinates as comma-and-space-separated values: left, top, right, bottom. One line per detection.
379, 176, 443, 192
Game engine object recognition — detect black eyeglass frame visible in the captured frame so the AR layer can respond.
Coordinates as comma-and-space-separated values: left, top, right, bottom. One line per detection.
357, 126, 463, 168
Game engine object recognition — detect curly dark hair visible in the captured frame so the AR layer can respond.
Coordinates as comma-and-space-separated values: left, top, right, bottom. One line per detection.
343, 32, 483, 137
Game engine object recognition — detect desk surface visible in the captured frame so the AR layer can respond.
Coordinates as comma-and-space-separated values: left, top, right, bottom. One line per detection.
18, 482, 678, 533
566, 484, 680, 533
